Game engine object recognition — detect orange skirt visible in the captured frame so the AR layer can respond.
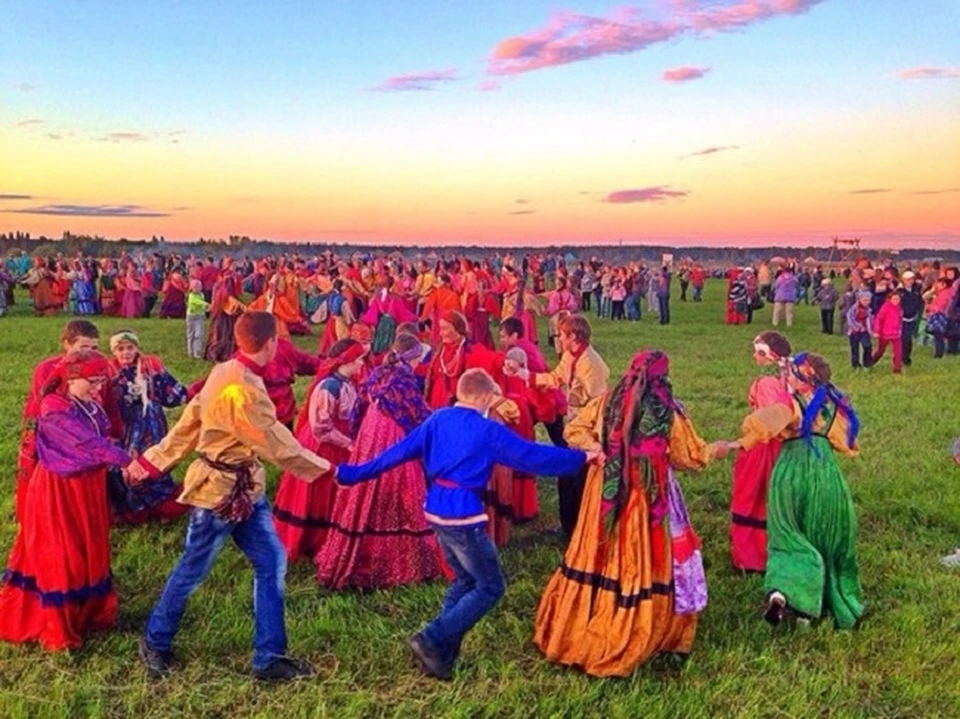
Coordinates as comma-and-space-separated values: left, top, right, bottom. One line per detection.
533, 463, 697, 677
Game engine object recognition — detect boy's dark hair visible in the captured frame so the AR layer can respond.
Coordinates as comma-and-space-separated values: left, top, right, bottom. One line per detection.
500, 316, 524, 338
234, 312, 278, 353
61, 320, 99, 344
806, 353, 832, 385
328, 338, 359, 359
560, 315, 591, 344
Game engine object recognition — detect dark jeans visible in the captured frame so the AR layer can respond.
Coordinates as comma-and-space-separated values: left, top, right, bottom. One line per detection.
821, 308, 835, 334
902, 321, 917, 364
657, 295, 670, 325
142, 294, 158, 318
693, 285, 703, 302
581, 292, 591, 311
611, 300, 625, 320
423, 524, 505, 662
680, 280, 689, 301
593, 288, 602, 316
144, 498, 288, 671
849, 332, 872, 368
625, 295, 641, 321
543, 417, 584, 536
934, 333, 946, 358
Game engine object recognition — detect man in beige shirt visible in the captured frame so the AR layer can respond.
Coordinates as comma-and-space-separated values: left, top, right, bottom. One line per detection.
505, 314, 609, 537
128, 312, 331, 683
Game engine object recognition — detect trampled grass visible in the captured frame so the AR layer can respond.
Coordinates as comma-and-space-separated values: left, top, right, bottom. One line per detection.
0, 282, 958, 718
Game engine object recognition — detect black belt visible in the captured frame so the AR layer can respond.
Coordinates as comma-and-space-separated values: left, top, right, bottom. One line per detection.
201, 455, 257, 522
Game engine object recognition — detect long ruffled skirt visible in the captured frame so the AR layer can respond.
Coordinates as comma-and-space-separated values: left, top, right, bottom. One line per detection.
273, 428, 347, 562
765, 438, 864, 628
730, 440, 781, 572
315, 406, 442, 589
534, 460, 705, 677
0, 465, 117, 651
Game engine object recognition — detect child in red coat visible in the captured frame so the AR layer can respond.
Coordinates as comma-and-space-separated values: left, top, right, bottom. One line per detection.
872, 292, 904, 373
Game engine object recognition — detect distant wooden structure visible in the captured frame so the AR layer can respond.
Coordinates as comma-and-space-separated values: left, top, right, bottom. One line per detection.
825, 237, 863, 271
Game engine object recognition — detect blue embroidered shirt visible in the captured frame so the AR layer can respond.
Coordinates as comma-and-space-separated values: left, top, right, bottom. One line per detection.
337, 406, 586, 525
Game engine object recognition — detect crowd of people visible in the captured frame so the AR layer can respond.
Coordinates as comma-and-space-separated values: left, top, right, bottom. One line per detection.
0, 245, 957, 684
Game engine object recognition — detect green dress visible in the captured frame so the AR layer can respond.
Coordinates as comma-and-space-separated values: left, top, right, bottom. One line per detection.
764, 399, 865, 628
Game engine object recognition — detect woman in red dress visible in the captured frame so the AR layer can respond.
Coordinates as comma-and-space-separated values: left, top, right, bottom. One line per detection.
0, 351, 131, 651
729, 331, 792, 572
424, 311, 502, 410
273, 339, 366, 562
315, 334, 443, 589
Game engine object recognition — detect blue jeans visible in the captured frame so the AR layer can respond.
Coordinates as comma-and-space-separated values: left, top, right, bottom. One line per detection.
145, 498, 288, 670
693, 285, 703, 302
625, 295, 641, 321
422, 523, 505, 661
658, 295, 670, 324
848, 332, 873, 368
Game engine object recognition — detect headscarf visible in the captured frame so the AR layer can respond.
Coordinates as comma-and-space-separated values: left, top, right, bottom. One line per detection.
110, 330, 153, 417
599, 350, 679, 533
294, 341, 366, 432
349, 323, 374, 344
43, 350, 112, 396
790, 352, 860, 450
440, 310, 467, 338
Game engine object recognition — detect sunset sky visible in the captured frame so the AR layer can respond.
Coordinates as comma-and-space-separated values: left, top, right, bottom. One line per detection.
2, 0, 958, 249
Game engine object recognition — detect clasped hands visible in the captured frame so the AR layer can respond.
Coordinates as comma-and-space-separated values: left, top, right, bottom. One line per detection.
122, 461, 149, 484
709, 440, 741, 460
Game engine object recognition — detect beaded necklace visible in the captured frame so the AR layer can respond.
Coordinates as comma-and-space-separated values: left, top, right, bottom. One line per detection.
439, 339, 466, 378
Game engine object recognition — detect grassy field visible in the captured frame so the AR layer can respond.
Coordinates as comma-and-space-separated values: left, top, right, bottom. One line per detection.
0, 282, 958, 718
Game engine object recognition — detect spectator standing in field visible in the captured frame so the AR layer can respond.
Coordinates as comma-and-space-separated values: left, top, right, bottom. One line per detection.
772, 267, 798, 328
758, 262, 773, 301
846, 290, 874, 369
679, 266, 691, 301
657, 266, 672, 325
691, 263, 707, 302
871, 292, 904, 374
837, 283, 855, 337
899, 272, 924, 366
813, 278, 839, 335
185, 280, 210, 360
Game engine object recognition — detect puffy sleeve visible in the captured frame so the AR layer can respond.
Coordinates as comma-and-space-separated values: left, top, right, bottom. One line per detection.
37, 401, 131, 474
563, 395, 603, 451
737, 402, 798, 451
748, 376, 787, 410
309, 383, 353, 449
827, 411, 860, 458
668, 413, 715, 471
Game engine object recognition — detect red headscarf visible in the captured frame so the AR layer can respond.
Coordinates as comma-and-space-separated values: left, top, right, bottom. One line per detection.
440, 310, 467, 338
43, 350, 112, 396
294, 341, 367, 432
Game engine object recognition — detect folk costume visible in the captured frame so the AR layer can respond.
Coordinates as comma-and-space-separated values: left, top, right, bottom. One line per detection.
736, 354, 864, 628
424, 312, 503, 410
132, 353, 331, 673
730, 338, 790, 572
158, 271, 188, 319
315, 352, 442, 589
534, 351, 716, 677
107, 332, 189, 524
272, 344, 364, 561
0, 353, 131, 651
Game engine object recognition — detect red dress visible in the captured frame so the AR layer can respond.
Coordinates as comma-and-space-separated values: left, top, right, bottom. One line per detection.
315, 364, 442, 589
273, 373, 356, 561
730, 375, 786, 572
0, 394, 129, 651
424, 339, 503, 410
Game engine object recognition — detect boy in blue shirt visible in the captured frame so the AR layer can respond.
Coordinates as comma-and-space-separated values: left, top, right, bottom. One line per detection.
336, 368, 598, 680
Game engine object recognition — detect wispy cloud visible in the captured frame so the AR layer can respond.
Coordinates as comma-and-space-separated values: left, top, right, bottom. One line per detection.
370, 68, 459, 92
488, 1, 827, 76
509, 210, 536, 215
16, 118, 43, 127
682, 144, 739, 158
100, 131, 150, 143
0, 194, 34, 201
46, 133, 63, 140
477, 80, 502, 92
15, 82, 36, 93
848, 188, 892, 194
605, 186, 689, 204
515, 199, 530, 205
663, 66, 710, 83
909, 188, 960, 195
5, 204, 171, 218
897, 67, 960, 80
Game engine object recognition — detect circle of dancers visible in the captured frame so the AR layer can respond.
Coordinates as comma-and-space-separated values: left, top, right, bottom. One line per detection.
1, 248, 957, 683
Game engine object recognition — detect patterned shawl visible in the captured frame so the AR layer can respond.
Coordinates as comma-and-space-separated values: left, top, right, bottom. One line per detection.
600, 350, 680, 534
351, 361, 430, 436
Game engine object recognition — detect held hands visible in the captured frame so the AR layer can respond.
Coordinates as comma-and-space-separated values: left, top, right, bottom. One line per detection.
709, 441, 740, 461
585, 449, 605, 466
123, 460, 149, 484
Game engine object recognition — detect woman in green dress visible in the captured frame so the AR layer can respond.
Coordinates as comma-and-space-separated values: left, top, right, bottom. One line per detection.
728, 352, 864, 629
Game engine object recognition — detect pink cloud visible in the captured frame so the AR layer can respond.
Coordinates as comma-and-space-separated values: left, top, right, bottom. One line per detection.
477, 80, 502, 92
897, 67, 960, 80
488, 1, 827, 76
605, 186, 689, 203
663, 66, 710, 83
99, 131, 150, 142
370, 68, 459, 92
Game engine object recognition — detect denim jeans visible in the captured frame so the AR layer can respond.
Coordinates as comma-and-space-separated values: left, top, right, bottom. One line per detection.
625, 295, 641, 321
849, 332, 873, 368
693, 285, 703, 302
658, 295, 670, 324
423, 523, 506, 661
145, 497, 288, 671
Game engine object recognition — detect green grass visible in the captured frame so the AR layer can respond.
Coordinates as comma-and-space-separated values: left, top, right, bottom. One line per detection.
0, 282, 958, 718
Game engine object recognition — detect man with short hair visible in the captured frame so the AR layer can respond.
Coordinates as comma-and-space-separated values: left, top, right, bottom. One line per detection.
505, 314, 609, 537
128, 312, 332, 683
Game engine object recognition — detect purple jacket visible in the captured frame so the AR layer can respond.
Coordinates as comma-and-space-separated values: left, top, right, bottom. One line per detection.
773, 272, 799, 303
36, 394, 130, 475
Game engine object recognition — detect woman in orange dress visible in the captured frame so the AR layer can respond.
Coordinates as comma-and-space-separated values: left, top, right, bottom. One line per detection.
534, 350, 727, 677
